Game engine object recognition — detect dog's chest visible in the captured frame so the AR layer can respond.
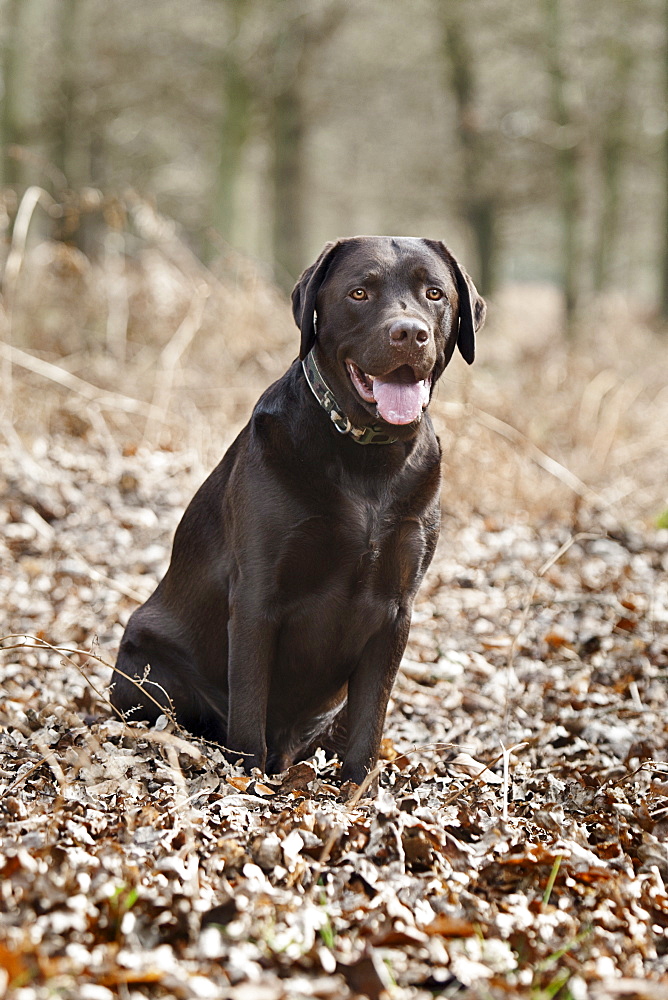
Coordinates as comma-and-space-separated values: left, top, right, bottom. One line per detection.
348, 494, 398, 560
276, 477, 430, 601
352, 493, 429, 588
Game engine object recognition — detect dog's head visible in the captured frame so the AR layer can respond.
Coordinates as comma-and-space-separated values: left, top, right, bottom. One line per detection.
292, 236, 486, 435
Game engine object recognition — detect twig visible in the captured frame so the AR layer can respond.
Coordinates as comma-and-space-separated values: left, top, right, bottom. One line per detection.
125, 194, 222, 290
317, 739, 467, 867
501, 741, 528, 822
104, 230, 130, 362
588, 375, 644, 477
314, 738, 528, 879
502, 531, 602, 732
124, 727, 203, 762
164, 744, 201, 903
606, 759, 668, 789
143, 285, 209, 444
0, 634, 242, 758
1, 186, 56, 420
60, 561, 150, 605
438, 748, 506, 807
2, 186, 55, 299
1, 633, 120, 716
1, 633, 184, 732
473, 406, 599, 502
435, 739, 538, 811
0, 340, 153, 417
316, 760, 385, 869
3, 752, 58, 795
33, 735, 68, 791
441, 401, 601, 503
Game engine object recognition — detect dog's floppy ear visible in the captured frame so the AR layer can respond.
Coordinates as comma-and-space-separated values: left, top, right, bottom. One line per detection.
292, 241, 343, 360
424, 240, 486, 365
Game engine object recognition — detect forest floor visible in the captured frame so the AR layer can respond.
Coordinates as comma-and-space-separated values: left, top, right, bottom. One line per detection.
1, 237, 668, 999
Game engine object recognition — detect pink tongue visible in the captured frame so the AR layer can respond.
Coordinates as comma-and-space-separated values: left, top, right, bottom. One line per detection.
373, 375, 429, 425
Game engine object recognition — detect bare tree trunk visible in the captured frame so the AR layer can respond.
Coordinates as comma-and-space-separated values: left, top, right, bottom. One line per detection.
1, 0, 24, 186
213, 0, 253, 245
269, 1, 345, 290
467, 197, 496, 299
544, 0, 582, 333
440, 7, 499, 296
270, 25, 306, 291
593, 38, 632, 294
661, 0, 668, 320
52, 0, 80, 189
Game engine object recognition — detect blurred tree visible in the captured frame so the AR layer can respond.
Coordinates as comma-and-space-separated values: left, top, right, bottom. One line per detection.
214, 0, 254, 247
591, 16, 634, 294
269, 0, 346, 290
1, 0, 666, 318
439, 2, 500, 295
268, 1, 309, 290
0, 0, 26, 186
51, 0, 82, 189
662, 0, 668, 319
543, 0, 584, 331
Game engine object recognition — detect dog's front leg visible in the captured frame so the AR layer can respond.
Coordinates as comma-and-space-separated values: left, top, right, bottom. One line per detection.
226, 608, 274, 773
340, 609, 412, 786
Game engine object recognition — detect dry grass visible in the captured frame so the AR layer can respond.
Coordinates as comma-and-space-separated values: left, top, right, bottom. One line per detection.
1, 195, 666, 534
2, 201, 668, 998
436, 284, 668, 527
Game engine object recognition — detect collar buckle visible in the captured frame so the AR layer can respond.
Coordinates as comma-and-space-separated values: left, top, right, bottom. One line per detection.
301, 351, 398, 446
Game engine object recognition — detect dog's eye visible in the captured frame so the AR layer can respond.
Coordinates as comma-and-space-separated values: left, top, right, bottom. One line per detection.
349, 288, 368, 300
425, 287, 443, 301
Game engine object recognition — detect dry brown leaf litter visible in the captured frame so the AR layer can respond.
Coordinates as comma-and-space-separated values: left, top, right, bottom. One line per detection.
1, 426, 668, 999
1, 241, 668, 997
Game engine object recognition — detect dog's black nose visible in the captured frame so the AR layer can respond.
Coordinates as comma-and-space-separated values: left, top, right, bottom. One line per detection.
388, 318, 430, 347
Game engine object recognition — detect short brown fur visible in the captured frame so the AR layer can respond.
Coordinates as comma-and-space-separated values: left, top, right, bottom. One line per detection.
111, 236, 485, 783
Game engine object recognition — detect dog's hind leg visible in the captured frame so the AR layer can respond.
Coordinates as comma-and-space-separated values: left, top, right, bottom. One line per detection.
111, 634, 227, 743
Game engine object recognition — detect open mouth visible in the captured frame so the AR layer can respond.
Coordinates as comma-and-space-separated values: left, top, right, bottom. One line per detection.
346, 361, 432, 425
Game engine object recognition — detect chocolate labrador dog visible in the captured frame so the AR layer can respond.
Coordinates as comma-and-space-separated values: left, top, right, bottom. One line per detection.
111, 236, 485, 784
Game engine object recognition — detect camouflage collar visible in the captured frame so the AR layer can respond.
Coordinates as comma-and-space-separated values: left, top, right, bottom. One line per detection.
301, 350, 399, 446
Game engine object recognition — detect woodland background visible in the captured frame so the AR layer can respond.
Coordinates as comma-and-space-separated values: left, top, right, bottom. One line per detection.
1, 2, 668, 999
1, 0, 668, 315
